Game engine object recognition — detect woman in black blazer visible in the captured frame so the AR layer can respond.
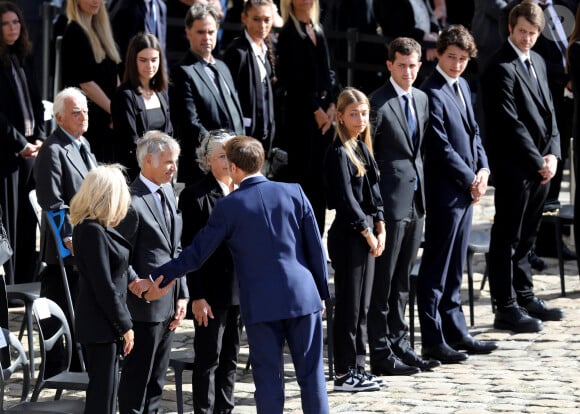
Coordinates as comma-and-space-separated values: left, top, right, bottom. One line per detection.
0, 1, 45, 285
277, 0, 336, 234
111, 33, 172, 180
222, 0, 276, 153
324, 88, 385, 392
69, 165, 134, 414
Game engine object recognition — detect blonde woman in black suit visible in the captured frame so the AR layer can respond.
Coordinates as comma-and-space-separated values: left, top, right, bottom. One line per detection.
70, 164, 134, 414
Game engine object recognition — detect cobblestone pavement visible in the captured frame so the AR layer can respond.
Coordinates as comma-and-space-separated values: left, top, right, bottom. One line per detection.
4, 187, 580, 413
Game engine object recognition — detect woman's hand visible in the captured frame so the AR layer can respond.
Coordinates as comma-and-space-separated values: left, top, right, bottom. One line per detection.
123, 329, 134, 356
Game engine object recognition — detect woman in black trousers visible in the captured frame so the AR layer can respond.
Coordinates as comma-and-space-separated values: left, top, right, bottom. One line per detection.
324, 88, 385, 392
70, 165, 134, 414
111, 33, 172, 180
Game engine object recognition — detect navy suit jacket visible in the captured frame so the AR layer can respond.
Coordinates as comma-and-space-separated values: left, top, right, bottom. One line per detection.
151, 175, 330, 326
420, 70, 489, 209
370, 81, 428, 220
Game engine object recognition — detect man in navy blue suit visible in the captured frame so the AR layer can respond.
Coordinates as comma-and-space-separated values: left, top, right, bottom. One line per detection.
150, 136, 330, 414
417, 25, 497, 364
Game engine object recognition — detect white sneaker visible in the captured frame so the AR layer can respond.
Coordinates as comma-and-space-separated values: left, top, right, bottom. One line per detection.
334, 369, 380, 392
357, 367, 387, 387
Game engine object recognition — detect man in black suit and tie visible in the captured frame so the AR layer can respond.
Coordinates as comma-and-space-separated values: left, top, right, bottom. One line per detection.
116, 131, 189, 414
481, 1, 564, 333
367, 37, 440, 375
34, 87, 97, 375
418, 25, 497, 364
170, 3, 244, 185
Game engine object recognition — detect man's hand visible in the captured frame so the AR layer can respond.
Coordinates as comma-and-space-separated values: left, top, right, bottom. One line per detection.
169, 298, 189, 331
471, 169, 490, 204
19, 142, 39, 159
123, 329, 134, 356
141, 276, 176, 301
538, 154, 558, 184
128, 277, 153, 297
192, 298, 214, 327
64, 239, 74, 256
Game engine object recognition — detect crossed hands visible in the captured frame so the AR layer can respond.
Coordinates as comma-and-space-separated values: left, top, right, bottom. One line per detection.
19, 140, 43, 159
538, 155, 558, 185
314, 104, 336, 135
471, 169, 490, 204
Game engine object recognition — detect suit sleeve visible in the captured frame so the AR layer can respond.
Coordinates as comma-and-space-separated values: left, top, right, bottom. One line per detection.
170, 65, 207, 144
424, 91, 476, 191
74, 223, 132, 336
111, 88, 141, 146
114, 206, 140, 282
299, 186, 330, 301
0, 112, 29, 153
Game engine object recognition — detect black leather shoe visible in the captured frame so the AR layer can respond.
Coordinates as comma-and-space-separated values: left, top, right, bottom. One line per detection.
398, 348, 441, 371
422, 343, 468, 364
450, 335, 497, 354
370, 355, 421, 376
494, 307, 543, 333
522, 297, 565, 321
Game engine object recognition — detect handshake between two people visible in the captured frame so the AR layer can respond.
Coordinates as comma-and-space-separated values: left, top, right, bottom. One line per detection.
128, 275, 175, 302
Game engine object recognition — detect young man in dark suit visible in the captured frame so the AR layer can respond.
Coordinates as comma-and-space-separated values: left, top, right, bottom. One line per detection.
150, 136, 330, 414
368, 37, 440, 375
116, 131, 189, 414
170, 3, 244, 185
418, 25, 497, 364
481, 1, 564, 333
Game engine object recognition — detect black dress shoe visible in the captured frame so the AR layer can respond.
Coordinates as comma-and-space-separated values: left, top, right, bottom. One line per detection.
522, 297, 565, 321
494, 306, 543, 333
450, 335, 497, 354
398, 348, 441, 371
370, 355, 421, 376
422, 343, 468, 364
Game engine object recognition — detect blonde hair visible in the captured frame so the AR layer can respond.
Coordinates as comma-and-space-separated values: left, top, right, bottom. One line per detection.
67, 0, 120, 64
280, 0, 320, 35
335, 87, 373, 177
70, 164, 130, 227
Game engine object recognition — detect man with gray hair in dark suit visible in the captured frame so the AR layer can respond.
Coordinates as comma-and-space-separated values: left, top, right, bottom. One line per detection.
116, 130, 189, 414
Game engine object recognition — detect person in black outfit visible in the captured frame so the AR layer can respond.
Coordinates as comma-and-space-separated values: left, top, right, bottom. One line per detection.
0, 1, 45, 285
111, 33, 173, 180
277, 0, 336, 234
61, 0, 120, 163
179, 130, 241, 414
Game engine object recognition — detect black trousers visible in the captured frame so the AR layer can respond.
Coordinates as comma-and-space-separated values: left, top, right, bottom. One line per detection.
368, 204, 423, 361
328, 217, 375, 374
118, 319, 174, 414
488, 169, 548, 309
84, 341, 121, 414
192, 305, 241, 414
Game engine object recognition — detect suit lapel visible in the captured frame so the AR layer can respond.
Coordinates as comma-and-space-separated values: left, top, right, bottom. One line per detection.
513, 57, 547, 110
57, 129, 90, 177
386, 94, 415, 152
134, 179, 172, 247
190, 57, 227, 115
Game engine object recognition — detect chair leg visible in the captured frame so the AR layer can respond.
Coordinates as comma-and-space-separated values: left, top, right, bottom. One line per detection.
554, 221, 566, 297
326, 298, 335, 381
409, 277, 416, 350
25, 302, 35, 377
466, 250, 475, 327
173, 365, 184, 414
55, 388, 63, 400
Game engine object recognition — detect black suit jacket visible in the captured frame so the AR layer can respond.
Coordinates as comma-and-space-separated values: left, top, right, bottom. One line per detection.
222, 34, 275, 148
370, 81, 428, 220
74, 220, 133, 344
115, 178, 189, 323
34, 128, 98, 263
170, 51, 244, 183
178, 174, 238, 308
374, 0, 440, 42
482, 42, 560, 177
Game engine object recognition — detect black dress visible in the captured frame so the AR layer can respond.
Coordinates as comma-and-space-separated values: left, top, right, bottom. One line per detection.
61, 21, 118, 163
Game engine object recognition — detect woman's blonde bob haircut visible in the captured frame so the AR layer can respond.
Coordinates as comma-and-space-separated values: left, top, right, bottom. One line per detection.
70, 164, 130, 227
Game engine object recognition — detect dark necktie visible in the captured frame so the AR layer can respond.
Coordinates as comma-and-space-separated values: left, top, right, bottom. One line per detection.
79, 143, 94, 171
157, 188, 172, 237
403, 94, 417, 142
524, 58, 544, 99
453, 81, 466, 109
208, 63, 243, 133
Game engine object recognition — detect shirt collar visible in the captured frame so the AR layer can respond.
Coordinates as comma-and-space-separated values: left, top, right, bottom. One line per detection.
139, 173, 163, 195
389, 77, 412, 99
507, 37, 531, 63
244, 29, 268, 57
436, 65, 460, 86
240, 172, 263, 185
60, 127, 83, 149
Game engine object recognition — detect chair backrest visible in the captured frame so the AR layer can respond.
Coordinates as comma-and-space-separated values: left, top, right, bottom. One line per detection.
0, 328, 31, 409
32, 298, 73, 381
28, 190, 42, 230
